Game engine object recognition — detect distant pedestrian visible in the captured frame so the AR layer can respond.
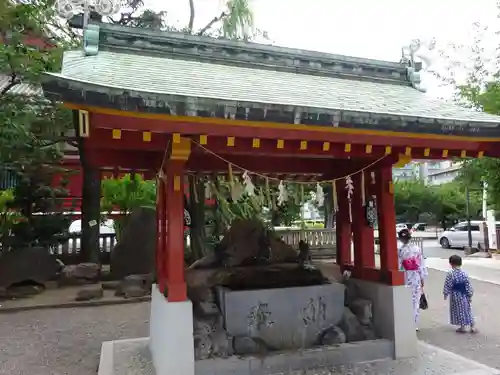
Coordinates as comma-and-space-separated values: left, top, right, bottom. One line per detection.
443, 255, 477, 333
397, 228, 427, 331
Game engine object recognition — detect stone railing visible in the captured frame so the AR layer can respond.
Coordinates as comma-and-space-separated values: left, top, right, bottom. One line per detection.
276, 228, 424, 259
49, 233, 117, 265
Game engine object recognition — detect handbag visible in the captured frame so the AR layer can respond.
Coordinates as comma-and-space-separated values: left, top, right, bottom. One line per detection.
419, 293, 428, 310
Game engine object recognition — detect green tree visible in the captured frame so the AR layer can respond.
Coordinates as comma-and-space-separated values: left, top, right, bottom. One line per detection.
0, 0, 75, 251
100, 173, 156, 241
434, 8, 500, 211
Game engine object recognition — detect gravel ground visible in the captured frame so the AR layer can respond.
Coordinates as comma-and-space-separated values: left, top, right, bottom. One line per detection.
0, 302, 150, 375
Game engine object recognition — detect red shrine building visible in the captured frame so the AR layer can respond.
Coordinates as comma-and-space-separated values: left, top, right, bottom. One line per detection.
42, 23, 500, 374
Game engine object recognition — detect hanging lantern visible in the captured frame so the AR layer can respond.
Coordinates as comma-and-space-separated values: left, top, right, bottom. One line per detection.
345, 176, 354, 222
242, 171, 255, 196
316, 183, 325, 207
277, 180, 288, 206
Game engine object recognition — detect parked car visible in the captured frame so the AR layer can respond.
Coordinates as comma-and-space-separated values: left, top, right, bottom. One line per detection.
411, 223, 428, 233
438, 220, 499, 249
66, 219, 116, 252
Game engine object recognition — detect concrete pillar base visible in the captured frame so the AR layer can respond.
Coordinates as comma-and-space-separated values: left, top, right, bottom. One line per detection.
354, 280, 417, 359
149, 284, 194, 375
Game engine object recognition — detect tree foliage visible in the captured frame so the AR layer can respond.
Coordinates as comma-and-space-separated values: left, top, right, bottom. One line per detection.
433, 7, 500, 212
393, 180, 481, 228
101, 173, 156, 240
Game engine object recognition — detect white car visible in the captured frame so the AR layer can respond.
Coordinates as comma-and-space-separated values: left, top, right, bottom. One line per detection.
438, 220, 499, 249
67, 219, 116, 252
396, 223, 408, 233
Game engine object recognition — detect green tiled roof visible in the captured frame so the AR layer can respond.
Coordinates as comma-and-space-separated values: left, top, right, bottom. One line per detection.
48, 50, 500, 126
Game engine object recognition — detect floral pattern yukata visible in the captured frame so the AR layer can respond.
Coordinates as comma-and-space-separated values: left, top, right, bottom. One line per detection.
443, 268, 474, 327
398, 241, 427, 325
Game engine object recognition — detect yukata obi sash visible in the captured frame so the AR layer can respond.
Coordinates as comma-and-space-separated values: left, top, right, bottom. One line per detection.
451, 281, 467, 295
401, 257, 420, 271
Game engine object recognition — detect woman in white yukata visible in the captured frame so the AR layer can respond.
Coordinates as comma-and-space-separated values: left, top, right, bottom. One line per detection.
397, 228, 427, 331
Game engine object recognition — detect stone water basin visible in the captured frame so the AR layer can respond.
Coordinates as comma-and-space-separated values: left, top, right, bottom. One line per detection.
216, 282, 345, 350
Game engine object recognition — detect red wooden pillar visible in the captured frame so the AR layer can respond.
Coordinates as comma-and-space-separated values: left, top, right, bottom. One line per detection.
351, 172, 376, 269
335, 179, 352, 269
375, 166, 404, 286
164, 137, 191, 302
156, 173, 167, 291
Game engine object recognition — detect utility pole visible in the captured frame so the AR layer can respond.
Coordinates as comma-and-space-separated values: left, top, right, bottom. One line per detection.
465, 185, 473, 248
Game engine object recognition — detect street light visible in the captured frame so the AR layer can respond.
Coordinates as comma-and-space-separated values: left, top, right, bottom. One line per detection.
55, 0, 122, 28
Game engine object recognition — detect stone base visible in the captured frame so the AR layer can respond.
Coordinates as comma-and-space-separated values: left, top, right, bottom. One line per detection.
98, 337, 500, 375
149, 284, 194, 375
216, 282, 345, 349
353, 280, 417, 358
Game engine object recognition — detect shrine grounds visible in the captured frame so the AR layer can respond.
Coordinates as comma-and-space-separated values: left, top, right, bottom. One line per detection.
3, 242, 500, 375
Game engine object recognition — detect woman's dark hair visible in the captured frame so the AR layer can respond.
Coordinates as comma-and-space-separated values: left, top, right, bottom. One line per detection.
398, 228, 410, 239
449, 254, 463, 266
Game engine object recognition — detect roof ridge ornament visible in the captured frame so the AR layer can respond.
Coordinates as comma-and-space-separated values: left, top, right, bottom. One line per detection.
401, 38, 436, 92
55, 0, 121, 55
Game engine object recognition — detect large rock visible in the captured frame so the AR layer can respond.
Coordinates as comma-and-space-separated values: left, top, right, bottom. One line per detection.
75, 284, 103, 301
116, 274, 153, 298
110, 207, 156, 279
319, 326, 346, 345
61, 263, 100, 284
0, 247, 61, 288
218, 218, 297, 267
349, 298, 373, 326
339, 307, 365, 342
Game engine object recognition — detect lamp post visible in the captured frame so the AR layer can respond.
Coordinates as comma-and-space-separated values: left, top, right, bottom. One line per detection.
55, 0, 122, 28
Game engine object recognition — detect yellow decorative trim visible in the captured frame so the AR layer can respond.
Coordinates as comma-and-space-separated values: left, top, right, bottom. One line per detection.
170, 137, 191, 161
365, 144, 372, 154
300, 140, 307, 150
345, 143, 351, 153
173, 133, 181, 143
62, 103, 500, 143
252, 138, 260, 148
322, 142, 330, 151
227, 136, 235, 147
424, 148, 430, 157
173, 175, 181, 191
442, 149, 448, 158
78, 110, 90, 138
478, 151, 484, 158
388, 182, 394, 195
142, 131, 151, 142
112, 129, 121, 140
460, 150, 467, 158
394, 154, 412, 168
199, 135, 208, 145
277, 139, 284, 149
405, 146, 412, 156
385, 146, 392, 155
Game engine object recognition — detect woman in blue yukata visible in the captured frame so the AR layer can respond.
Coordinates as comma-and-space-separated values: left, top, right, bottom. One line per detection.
443, 255, 477, 333
397, 228, 427, 331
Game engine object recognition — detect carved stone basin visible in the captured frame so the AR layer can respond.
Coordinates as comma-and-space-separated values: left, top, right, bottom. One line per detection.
216, 282, 345, 350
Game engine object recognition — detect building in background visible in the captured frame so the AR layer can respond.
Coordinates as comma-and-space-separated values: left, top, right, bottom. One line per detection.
392, 160, 462, 185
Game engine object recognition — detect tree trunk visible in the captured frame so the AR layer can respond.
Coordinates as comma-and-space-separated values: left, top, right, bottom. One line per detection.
80, 164, 101, 264
73, 111, 101, 264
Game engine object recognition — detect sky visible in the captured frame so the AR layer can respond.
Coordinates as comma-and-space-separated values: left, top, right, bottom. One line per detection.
144, 0, 499, 98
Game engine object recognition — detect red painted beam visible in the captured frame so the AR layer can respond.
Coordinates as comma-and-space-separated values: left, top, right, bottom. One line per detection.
89, 113, 488, 151
85, 127, 487, 161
